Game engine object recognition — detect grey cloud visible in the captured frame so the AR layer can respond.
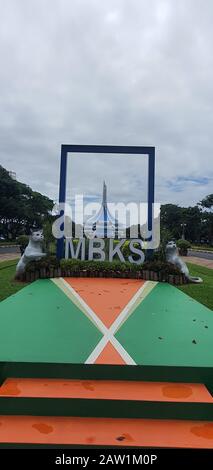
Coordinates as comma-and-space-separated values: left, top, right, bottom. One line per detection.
0, 0, 212, 207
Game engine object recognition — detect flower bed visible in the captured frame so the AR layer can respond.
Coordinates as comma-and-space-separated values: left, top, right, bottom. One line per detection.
16, 256, 188, 285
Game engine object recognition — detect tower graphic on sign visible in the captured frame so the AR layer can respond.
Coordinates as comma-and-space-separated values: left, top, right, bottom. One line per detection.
84, 181, 123, 239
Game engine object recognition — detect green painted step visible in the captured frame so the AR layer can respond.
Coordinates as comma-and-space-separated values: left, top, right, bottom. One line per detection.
116, 283, 213, 367
1, 395, 213, 421
0, 280, 102, 364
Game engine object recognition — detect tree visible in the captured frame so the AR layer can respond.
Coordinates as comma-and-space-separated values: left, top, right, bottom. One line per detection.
182, 206, 202, 242
198, 194, 213, 244
0, 165, 54, 239
160, 204, 202, 243
160, 204, 183, 239
199, 194, 213, 209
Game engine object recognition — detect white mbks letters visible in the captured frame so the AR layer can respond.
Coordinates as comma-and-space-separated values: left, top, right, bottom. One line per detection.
65, 238, 145, 265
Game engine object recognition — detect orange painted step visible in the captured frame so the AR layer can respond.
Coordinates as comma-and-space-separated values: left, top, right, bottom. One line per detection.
0, 378, 212, 403
0, 415, 213, 448
64, 278, 144, 327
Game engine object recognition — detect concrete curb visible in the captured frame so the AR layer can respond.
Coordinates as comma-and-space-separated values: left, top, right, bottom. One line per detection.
190, 249, 213, 254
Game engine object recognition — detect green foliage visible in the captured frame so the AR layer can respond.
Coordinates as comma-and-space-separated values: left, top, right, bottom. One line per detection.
0, 260, 28, 302
0, 165, 53, 239
42, 219, 56, 253
160, 194, 213, 245
176, 239, 191, 255
17, 235, 29, 247
199, 194, 213, 209
198, 194, 213, 245
121, 240, 130, 258
60, 258, 138, 273
158, 228, 173, 261
142, 260, 180, 275
26, 255, 60, 272
176, 239, 191, 249
60, 258, 83, 272
160, 204, 183, 239
26, 256, 181, 276
182, 206, 202, 242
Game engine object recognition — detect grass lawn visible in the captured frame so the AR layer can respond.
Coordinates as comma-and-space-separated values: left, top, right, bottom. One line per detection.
0, 259, 212, 310
178, 263, 213, 310
0, 259, 28, 302
191, 244, 213, 252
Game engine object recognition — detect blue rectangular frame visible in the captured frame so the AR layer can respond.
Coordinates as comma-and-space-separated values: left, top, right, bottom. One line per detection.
57, 144, 155, 259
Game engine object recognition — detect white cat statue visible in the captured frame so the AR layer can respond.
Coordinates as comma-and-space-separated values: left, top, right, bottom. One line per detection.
166, 240, 202, 283
16, 229, 46, 276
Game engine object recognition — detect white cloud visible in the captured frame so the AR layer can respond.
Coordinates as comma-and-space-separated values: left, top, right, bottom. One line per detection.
0, 0, 212, 207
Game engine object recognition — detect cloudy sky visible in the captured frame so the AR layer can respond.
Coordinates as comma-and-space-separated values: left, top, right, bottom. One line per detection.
0, 0, 213, 208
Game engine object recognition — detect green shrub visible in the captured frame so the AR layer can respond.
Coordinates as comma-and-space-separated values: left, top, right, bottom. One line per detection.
60, 258, 140, 274
60, 258, 82, 272
157, 229, 173, 261
176, 239, 191, 249
121, 240, 130, 258
176, 239, 191, 255
26, 255, 181, 277
26, 255, 60, 272
142, 260, 181, 275
17, 235, 29, 248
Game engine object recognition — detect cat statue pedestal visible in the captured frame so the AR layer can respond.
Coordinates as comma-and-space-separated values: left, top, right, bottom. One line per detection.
16, 230, 46, 278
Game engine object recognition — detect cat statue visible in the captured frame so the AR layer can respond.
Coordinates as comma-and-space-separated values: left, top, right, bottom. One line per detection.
16, 229, 46, 276
166, 240, 202, 283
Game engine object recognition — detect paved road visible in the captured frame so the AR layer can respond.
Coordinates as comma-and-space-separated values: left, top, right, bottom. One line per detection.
0, 246, 213, 258
189, 250, 213, 260
0, 246, 20, 254
0, 246, 20, 262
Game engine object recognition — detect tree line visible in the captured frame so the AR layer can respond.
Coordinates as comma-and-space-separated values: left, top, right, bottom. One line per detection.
0, 165, 53, 240
0, 164, 212, 245
160, 195, 213, 245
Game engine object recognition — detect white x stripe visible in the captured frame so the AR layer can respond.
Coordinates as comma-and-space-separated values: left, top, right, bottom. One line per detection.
59, 278, 149, 365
